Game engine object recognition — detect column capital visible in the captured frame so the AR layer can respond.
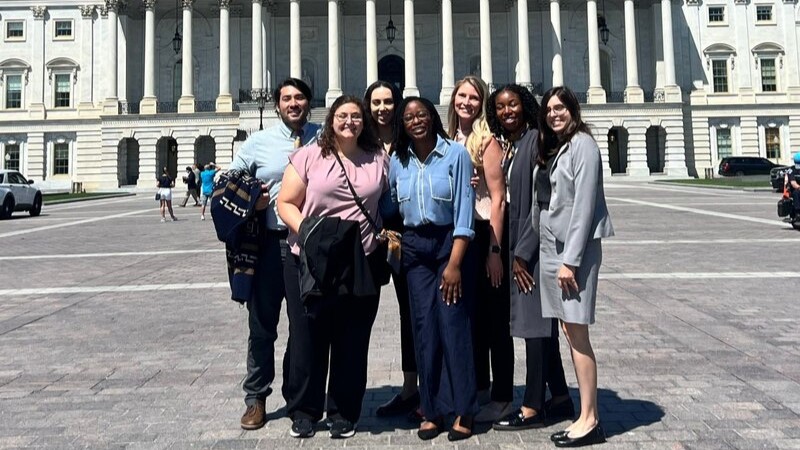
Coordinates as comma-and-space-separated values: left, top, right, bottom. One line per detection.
105, 0, 123, 13
31, 6, 47, 19
143, 0, 157, 10
79, 5, 95, 19
217, 0, 231, 9
182, 0, 194, 9
98, 5, 108, 17
251, 0, 262, 4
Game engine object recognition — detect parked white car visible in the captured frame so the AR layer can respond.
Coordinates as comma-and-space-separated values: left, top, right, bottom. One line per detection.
0, 170, 42, 219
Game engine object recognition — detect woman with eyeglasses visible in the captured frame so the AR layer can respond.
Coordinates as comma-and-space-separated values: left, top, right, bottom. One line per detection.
446, 76, 514, 423
363, 81, 421, 419
534, 86, 614, 447
485, 84, 574, 432
277, 95, 388, 440
387, 97, 477, 441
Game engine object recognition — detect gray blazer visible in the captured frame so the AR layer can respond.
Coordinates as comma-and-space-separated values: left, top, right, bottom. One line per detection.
523, 131, 614, 268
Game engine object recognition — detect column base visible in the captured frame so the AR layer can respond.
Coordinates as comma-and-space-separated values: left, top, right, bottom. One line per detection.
102, 98, 120, 115
626, 166, 651, 177
663, 85, 682, 103
140, 97, 158, 115
403, 86, 420, 98
325, 89, 343, 108
624, 86, 644, 104
28, 103, 46, 120
587, 87, 606, 104
215, 95, 233, 113
439, 87, 454, 106
666, 165, 689, 177
178, 96, 195, 113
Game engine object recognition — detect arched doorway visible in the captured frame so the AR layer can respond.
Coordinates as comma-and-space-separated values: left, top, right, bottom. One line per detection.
156, 137, 179, 179
117, 138, 140, 186
378, 55, 405, 92
608, 127, 628, 175
646, 126, 667, 174
195, 136, 216, 168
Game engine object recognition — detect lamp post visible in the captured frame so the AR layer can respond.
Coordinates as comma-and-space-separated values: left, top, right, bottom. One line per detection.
386, 0, 396, 44
252, 88, 270, 131
598, 0, 609, 45
172, 0, 182, 54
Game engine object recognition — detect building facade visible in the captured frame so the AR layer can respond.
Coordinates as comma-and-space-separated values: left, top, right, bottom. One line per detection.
0, 0, 798, 191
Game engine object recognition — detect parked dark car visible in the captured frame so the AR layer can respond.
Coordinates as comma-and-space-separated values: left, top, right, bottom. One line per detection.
770, 165, 792, 191
718, 156, 782, 177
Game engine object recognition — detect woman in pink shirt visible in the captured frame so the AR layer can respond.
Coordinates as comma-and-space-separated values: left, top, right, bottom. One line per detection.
277, 95, 388, 440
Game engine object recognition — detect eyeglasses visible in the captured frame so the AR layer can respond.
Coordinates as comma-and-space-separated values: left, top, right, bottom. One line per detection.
402, 110, 431, 124
334, 113, 363, 123
546, 104, 567, 115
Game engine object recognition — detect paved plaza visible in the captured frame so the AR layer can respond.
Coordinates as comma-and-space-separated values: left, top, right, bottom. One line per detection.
0, 183, 799, 449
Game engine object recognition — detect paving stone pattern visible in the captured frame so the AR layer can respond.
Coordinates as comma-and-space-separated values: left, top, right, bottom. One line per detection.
0, 184, 798, 449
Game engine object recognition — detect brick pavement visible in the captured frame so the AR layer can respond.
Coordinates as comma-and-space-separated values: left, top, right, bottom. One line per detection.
0, 184, 798, 449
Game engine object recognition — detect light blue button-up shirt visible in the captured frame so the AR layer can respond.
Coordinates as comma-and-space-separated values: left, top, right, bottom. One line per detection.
388, 136, 475, 239
230, 120, 321, 230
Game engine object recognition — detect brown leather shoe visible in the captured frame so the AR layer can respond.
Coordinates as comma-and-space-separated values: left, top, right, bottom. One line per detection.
240, 401, 266, 430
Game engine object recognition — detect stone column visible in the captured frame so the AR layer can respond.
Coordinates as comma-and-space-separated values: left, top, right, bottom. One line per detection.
403, 0, 419, 97
625, 121, 650, 177
479, 0, 494, 87
103, 0, 121, 114
325, 0, 342, 106
29, 6, 46, 119
664, 115, 689, 176
178, 0, 195, 113
217, 0, 233, 112
516, 0, 531, 87
78, 5, 96, 112
623, 0, 643, 103
366, 0, 378, 85
550, 0, 563, 87
661, 0, 681, 101
586, 0, 606, 103
439, 0, 455, 104
140, 0, 157, 114
290, 0, 301, 78
251, 0, 263, 91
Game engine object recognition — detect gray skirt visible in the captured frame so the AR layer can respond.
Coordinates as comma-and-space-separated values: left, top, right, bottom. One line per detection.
538, 208, 602, 325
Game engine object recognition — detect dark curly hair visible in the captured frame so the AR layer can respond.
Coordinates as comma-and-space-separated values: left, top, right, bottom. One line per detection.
393, 97, 449, 165
317, 95, 379, 156
486, 84, 539, 139
537, 86, 592, 166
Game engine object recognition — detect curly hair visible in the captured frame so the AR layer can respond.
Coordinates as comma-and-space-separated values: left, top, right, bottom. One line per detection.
485, 84, 540, 139
537, 86, 592, 166
393, 97, 449, 166
317, 95, 380, 156
446, 76, 493, 168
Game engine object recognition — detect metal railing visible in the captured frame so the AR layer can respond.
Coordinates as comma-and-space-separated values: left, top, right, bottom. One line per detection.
157, 102, 178, 113
196, 101, 216, 112
120, 101, 140, 114
607, 91, 625, 103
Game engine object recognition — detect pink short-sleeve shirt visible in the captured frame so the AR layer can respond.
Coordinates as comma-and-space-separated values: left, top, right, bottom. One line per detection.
287, 143, 388, 256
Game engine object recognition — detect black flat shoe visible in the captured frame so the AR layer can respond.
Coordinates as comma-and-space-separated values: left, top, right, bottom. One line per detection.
545, 398, 576, 421
376, 392, 420, 417
554, 424, 606, 447
550, 430, 569, 441
493, 409, 546, 431
447, 415, 474, 442
417, 417, 443, 441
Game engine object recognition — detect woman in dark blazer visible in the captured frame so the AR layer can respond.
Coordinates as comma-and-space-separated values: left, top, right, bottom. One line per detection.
484, 84, 573, 431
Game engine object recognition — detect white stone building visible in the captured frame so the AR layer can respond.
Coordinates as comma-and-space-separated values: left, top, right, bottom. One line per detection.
0, 0, 798, 191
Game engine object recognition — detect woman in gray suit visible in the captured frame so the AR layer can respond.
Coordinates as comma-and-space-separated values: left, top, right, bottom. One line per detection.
532, 86, 614, 447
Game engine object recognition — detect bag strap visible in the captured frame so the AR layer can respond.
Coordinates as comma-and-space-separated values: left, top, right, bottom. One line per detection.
331, 150, 382, 236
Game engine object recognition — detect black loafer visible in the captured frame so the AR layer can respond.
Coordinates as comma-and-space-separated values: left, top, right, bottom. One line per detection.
550, 430, 569, 441
376, 392, 420, 417
545, 398, 575, 421
417, 417, 444, 441
493, 409, 546, 431
447, 415, 474, 441
554, 424, 606, 447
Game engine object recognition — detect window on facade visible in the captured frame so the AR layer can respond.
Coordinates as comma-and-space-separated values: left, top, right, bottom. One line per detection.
712, 60, 728, 93
53, 143, 69, 175
765, 128, 781, 159
5, 75, 22, 109
716, 129, 732, 159
6, 21, 24, 40
54, 74, 71, 108
708, 6, 725, 23
756, 5, 772, 22
4, 144, 20, 171
54, 21, 72, 38
760, 58, 777, 92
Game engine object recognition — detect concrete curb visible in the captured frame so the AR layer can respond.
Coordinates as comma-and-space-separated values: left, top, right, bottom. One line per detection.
44, 193, 136, 205
650, 180, 776, 193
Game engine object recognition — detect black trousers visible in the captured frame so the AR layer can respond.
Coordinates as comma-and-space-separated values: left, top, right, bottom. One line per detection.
522, 325, 570, 410
391, 269, 417, 373
284, 252, 381, 423
243, 230, 290, 406
472, 219, 514, 402
792, 188, 800, 214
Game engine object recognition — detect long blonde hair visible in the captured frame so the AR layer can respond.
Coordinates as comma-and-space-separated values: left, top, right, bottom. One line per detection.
447, 75, 492, 168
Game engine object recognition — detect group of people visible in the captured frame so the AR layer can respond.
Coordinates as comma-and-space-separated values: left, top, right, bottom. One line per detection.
223, 76, 614, 446
155, 163, 219, 222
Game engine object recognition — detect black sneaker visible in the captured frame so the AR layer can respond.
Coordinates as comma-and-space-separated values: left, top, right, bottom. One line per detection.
290, 418, 315, 438
329, 419, 356, 439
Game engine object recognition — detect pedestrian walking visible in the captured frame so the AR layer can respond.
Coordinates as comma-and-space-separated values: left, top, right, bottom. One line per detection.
199, 164, 220, 221
156, 166, 177, 222
179, 166, 200, 207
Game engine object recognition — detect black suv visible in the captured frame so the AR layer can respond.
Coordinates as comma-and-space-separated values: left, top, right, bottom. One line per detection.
718, 156, 781, 177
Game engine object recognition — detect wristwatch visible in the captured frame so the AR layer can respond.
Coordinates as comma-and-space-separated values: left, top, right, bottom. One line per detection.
490, 245, 502, 254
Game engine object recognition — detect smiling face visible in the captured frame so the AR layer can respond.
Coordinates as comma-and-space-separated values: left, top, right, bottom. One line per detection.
402, 101, 433, 142
332, 102, 364, 142
545, 95, 572, 136
453, 82, 482, 124
276, 85, 310, 130
494, 90, 524, 135
369, 87, 395, 128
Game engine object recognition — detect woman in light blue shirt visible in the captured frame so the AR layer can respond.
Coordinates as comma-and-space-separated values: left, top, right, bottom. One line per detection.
387, 97, 477, 441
